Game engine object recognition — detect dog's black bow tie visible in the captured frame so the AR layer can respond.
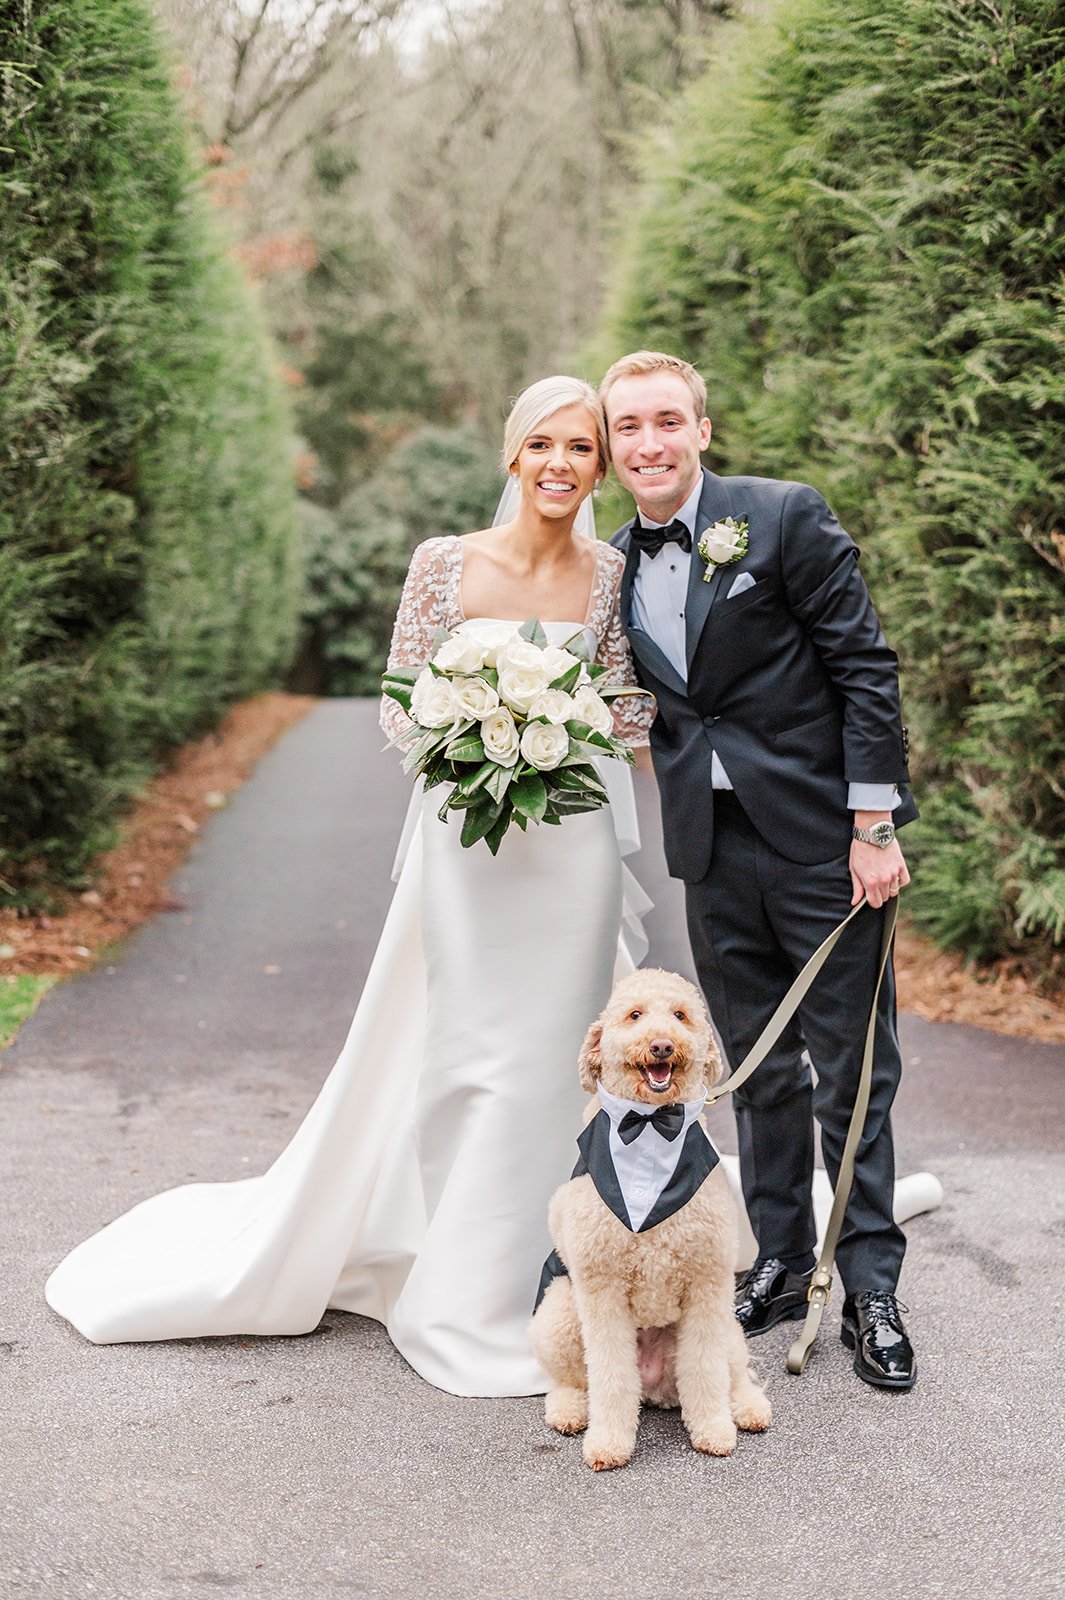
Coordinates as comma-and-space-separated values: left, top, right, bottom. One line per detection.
630, 519, 691, 559
617, 1103, 686, 1144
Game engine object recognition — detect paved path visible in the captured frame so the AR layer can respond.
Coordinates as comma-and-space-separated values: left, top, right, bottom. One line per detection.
2, 701, 1063, 1600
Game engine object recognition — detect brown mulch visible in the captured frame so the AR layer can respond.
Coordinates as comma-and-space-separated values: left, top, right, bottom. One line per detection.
2, 690, 1064, 1045
892, 927, 1065, 1044
0, 693, 315, 979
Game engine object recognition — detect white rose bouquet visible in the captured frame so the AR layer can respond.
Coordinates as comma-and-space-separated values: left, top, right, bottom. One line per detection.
383, 620, 648, 854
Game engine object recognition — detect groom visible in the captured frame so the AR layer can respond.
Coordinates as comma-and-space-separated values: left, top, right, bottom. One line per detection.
602, 350, 917, 1390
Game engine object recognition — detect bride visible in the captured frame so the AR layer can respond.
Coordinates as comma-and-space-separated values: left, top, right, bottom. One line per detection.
45, 376, 654, 1398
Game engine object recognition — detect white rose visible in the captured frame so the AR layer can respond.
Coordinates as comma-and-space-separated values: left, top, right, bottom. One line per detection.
528, 688, 576, 725
520, 721, 570, 772
481, 706, 521, 767
496, 636, 547, 674
452, 675, 500, 720
410, 669, 458, 728
700, 521, 745, 565
497, 661, 551, 714
541, 645, 580, 683
572, 685, 614, 737
473, 623, 521, 668
432, 632, 489, 675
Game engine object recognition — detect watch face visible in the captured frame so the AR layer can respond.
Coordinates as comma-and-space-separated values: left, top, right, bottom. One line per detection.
870, 822, 895, 848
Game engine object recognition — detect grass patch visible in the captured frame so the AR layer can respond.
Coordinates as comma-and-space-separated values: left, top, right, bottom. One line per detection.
0, 975, 56, 1050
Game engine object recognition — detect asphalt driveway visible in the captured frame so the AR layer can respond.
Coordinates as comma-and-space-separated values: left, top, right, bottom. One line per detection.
2, 700, 1062, 1600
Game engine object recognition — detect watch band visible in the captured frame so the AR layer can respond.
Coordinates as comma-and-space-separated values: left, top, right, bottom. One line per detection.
852, 822, 895, 848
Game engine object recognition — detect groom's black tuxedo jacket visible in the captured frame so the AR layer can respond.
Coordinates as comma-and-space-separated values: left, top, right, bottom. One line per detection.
613, 469, 916, 882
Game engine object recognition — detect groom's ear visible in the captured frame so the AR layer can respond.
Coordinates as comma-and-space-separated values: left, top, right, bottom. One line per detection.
578, 1020, 604, 1093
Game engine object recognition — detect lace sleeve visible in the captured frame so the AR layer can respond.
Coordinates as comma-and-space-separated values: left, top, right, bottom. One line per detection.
594, 548, 655, 748
379, 537, 461, 742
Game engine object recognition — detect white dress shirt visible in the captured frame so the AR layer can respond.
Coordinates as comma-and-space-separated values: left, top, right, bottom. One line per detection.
596, 1084, 710, 1232
630, 479, 898, 812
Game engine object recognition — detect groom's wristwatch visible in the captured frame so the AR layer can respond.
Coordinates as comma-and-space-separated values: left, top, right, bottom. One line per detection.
852, 821, 896, 849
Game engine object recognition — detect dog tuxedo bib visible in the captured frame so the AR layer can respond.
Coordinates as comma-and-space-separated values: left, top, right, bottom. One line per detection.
534, 1085, 720, 1311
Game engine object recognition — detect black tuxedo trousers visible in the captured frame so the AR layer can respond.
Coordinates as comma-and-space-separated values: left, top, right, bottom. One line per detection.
687, 792, 906, 1292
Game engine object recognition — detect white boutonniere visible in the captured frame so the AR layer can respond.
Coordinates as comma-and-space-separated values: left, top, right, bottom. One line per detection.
698, 517, 749, 583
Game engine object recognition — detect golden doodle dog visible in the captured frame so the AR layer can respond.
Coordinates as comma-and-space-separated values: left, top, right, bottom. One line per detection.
530, 969, 771, 1471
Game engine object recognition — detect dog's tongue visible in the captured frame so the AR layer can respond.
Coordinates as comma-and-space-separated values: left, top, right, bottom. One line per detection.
646, 1065, 673, 1090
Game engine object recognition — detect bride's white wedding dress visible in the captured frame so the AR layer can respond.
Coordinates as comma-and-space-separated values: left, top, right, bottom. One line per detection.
46, 536, 655, 1397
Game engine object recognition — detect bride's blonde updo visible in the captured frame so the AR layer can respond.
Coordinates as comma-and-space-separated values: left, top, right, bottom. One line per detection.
501, 376, 608, 474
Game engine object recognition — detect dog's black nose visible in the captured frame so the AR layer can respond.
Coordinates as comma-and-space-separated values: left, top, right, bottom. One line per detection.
649, 1039, 675, 1060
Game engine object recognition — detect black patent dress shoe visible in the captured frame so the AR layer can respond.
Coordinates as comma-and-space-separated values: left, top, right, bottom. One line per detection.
735, 1257, 812, 1335
841, 1292, 917, 1390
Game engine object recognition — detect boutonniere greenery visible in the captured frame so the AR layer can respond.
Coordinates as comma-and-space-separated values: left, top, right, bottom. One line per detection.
698, 517, 749, 583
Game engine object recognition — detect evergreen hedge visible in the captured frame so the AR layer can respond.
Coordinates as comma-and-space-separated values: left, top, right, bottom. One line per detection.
598, 0, 1065, 980
0, 0, 301, 906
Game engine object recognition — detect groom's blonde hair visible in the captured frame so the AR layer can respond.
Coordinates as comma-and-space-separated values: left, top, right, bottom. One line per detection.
502, 376, 607, 474
599, 351, 708, 422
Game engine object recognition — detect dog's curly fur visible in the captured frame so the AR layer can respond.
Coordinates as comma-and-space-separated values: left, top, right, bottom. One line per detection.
529, 968, 772, 1470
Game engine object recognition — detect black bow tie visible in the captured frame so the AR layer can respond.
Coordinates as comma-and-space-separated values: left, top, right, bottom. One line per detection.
617, 1103, 686, 1144
631, 519, 691, 560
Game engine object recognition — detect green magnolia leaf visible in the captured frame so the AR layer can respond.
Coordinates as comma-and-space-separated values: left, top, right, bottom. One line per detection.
549, 767, 608, 800
446, 731, 486, 764
558, 732, 610, 762
402, 727, 448, 773
382, 684, 414, 711
483, 812, 511, 856
549, 662, 583, 694
455, 760, 496, 799
559, 629, 594, 662
383, 666, 420, 686
519, 618, 548, 649
484, 762, 517, 803
460, 799, 503, 848
547, 793, 604, 817
510, 771, 549, 823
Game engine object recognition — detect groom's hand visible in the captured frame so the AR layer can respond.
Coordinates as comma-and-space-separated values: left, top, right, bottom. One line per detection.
850, 812, 911, 908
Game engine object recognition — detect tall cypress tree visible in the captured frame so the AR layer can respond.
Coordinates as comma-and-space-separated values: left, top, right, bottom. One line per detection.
598, 0, 1065, 980
0, 0, 301, 904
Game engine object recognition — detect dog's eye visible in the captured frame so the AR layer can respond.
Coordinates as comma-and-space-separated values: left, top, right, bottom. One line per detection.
628, 1009, 642, 1021
673, 1010, 687, 1022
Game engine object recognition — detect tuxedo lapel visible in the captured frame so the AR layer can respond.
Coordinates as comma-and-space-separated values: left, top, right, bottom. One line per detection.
618, 519, 639, 631
618, 518, 690, 696
574, 1113, 632, 1230
684, 470, 735, 672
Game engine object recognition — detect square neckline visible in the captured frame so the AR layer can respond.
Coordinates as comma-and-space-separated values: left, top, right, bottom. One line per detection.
452, 533, 604, 631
